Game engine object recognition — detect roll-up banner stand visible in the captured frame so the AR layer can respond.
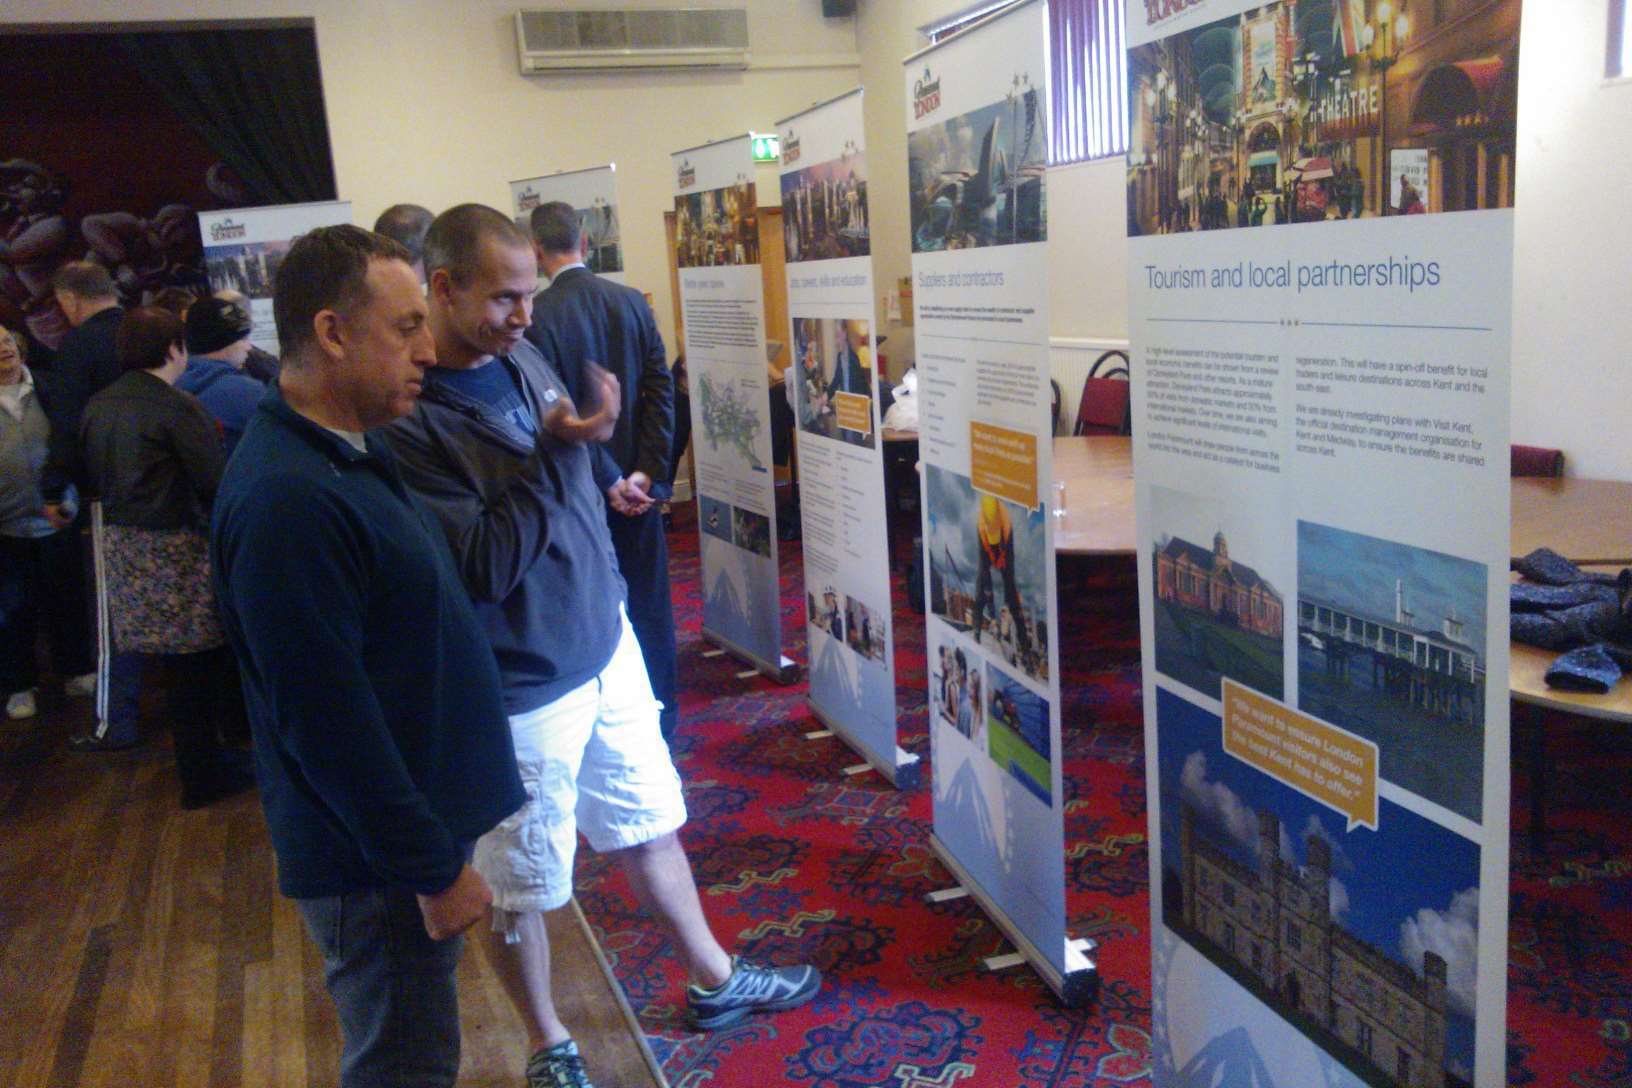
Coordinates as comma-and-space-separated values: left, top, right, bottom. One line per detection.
907, 0, 1094, 1006
672, 134, 795, 683
198, 201, 353, 356
778, 89, 919, 789
510, 165, 626, 284
1129, 1, 1519, 1084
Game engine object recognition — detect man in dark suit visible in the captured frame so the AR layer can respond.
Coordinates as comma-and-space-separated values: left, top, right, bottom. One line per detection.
524, 201, 681, 739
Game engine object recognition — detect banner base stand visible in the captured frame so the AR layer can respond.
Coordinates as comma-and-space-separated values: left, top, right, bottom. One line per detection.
806, 702, 923, 790
927, 834, 1098, 1008
926, 886, 969, 904
804, 729, 834, 740
702, 649, 726, 658
702, 628, 801, 685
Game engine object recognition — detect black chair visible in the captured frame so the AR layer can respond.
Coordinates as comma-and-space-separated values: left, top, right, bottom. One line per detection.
1050, 378, 1062, 436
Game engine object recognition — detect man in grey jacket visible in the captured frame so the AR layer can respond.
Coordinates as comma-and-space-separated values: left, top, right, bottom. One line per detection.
384, 205, 817, 1088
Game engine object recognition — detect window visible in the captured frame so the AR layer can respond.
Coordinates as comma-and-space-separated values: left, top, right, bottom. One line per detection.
1286, 921, 1302, 951
1358, 1021, 1374, 1056
1221, 881, 1236, 907
1613, 0, 1632, 78
1223, 923, 1236, 953
926, 0, 1129, 165
1397, 1049, 1412, 1083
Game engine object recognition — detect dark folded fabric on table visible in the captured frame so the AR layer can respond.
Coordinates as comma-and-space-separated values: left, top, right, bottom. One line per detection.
1512, 547, 1622, 587
1509, 550, 1632, 688
1511, 581, 1620, 611
1544, 644, 1623, 693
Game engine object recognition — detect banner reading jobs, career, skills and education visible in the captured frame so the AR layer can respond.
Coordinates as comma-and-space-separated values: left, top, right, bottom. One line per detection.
908, 0, 1091, 1004
1128, 1, 1519, 1084
198, 201, 353, 356
778, 89, 916, 788
673, 134, 788, 679
509, 165, 625, 284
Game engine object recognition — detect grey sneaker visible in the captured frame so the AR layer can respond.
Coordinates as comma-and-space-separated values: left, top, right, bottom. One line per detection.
525, 1039, 593, 1088
687, 957, 821, 1030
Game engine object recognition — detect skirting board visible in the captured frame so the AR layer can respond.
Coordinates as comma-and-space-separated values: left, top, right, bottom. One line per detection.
805, 699, 922, 790
701, 626, 801, 685
927, 834, 1098, 1008
569, 897, 669, 1087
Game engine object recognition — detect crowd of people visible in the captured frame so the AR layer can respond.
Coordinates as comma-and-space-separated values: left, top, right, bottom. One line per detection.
0, 202, 820, 1088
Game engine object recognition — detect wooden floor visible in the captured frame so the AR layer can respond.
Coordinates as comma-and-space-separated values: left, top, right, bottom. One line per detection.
0, 691, 663, 1088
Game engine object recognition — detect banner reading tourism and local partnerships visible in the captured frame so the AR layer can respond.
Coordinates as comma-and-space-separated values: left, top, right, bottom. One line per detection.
907, 0, 1090, 1005
778, 90, 916, 787
673, 135, 790, 680
510, 165, 625, 283
198, 201, 352, 355
1129, 1, 1519, 1084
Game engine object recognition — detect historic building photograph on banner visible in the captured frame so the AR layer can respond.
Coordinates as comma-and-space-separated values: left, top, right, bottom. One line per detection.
1127, 0, 1519, 235
907, 83, 1047, 252
1157, 689, 1480, 1088
1150, 484, 1286, 701
1296, 520, 1487, 822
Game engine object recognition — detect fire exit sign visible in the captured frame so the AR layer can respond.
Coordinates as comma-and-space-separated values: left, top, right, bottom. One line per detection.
751, 132, 781, 162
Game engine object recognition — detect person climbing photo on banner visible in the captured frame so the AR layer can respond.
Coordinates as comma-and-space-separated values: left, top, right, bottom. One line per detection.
973, 493, 1033, 666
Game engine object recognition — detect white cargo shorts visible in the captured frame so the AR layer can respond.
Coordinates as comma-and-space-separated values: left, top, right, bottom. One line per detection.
474, 608, 687, 917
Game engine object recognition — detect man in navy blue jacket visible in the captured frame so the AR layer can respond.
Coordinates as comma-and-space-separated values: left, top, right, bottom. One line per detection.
211, 225, 524, 1088
525, 201, 681, 739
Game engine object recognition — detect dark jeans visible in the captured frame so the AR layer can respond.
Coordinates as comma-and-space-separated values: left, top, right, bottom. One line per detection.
297, 887, 464, 1088
0, 530, 93, 693
149, 647, 249, 798
607, 504, 679, 739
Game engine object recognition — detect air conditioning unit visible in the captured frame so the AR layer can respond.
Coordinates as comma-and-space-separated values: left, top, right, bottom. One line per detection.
515, 8, 750, 73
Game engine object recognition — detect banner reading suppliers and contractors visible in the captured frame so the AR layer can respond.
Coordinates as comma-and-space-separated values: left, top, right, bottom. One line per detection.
1129, 1, 1519, 1084
908, 0, 1090, 1003
510, 165, 625, 283
673, 135, 788, 679
198, 201, 352, 355
779, 89, 916, 787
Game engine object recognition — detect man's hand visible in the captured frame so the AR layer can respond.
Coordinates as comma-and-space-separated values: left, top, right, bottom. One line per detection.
607, 473, 654, 517
42, 503, 72, 530
543, 363, 620, 446
417, 863, 492, 941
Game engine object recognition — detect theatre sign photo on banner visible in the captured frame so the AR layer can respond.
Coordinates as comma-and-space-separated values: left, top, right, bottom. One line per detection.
908, 0, 1094, 1005
778, 88, 917, 788
198, 200, 352, 355
672, 134, 792, 680
509, 165, 624, 283
1129, 0, 1519, 1085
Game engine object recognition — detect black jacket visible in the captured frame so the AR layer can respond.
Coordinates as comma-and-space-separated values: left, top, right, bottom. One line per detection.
80, 369, 222, 531
527, 266, 674, 495
212, 387, 524, 898
383, 340, 628, 715
42, 306, 124, 500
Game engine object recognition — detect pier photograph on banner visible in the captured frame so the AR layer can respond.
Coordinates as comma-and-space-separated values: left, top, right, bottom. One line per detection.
509, 165, 623, 281
780, 88, 908, 783
673, 135, 785, 677
909, 0, 1087, 1001
199, 201, 351, 355
1129, 0, 1520, 1083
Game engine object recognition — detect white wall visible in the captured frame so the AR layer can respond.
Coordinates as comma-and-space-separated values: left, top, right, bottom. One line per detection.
1512, 0, 1632, 479
5, 0, 861, 357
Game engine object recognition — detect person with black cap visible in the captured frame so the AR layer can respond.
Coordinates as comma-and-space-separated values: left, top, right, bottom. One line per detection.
176, 295, 266, 461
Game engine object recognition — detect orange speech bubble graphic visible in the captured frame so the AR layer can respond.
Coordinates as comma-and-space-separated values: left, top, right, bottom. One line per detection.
1222, 680, 1379, 832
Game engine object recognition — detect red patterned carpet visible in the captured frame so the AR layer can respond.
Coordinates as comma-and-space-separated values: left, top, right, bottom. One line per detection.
573, 510, 1632, 1086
